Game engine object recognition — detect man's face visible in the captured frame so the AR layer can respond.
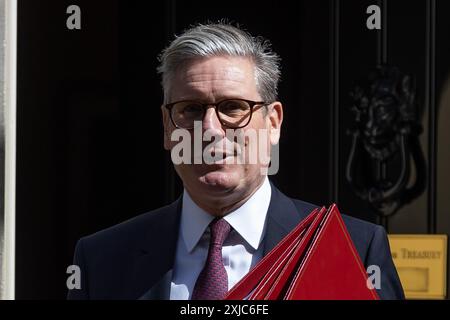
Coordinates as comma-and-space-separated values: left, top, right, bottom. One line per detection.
162, 56, 282, 205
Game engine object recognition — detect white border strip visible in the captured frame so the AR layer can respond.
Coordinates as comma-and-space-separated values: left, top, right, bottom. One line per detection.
3, 0, 16, 300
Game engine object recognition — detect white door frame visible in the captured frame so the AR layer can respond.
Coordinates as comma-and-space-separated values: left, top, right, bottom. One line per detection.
1, 0, 17, 300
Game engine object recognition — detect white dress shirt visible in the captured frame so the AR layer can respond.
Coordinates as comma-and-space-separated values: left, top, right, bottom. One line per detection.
169, 177, 272, 300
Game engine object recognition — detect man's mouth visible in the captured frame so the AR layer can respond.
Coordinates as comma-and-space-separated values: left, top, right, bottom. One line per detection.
204, 150, 235, 165
190, 141, 244, 165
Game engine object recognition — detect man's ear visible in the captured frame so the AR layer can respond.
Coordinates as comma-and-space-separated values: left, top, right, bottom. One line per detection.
161, 105, 172, 150
267, 102, 283, 145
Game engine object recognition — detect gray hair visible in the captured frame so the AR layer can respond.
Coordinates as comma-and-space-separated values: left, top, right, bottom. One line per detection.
157, 22, 281, 103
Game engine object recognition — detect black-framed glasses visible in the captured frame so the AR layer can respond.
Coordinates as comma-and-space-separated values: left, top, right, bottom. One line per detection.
164, 98, 267, 129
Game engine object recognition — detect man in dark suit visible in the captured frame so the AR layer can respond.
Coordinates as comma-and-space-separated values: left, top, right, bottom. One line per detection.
68, 22, 404, 300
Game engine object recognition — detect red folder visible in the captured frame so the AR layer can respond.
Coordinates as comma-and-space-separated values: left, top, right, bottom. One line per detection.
224, 204, 379, 300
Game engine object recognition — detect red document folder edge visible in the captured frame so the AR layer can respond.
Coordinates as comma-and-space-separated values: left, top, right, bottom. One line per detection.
224, 204, 379, 300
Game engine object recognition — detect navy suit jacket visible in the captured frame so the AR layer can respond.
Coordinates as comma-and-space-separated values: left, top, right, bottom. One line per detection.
67, 183, 404, 300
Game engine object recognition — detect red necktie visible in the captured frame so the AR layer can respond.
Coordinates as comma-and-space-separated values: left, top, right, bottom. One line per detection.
191, 218, 231, 300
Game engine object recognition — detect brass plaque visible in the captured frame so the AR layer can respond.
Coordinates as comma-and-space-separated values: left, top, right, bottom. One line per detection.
388, 234, 447, 299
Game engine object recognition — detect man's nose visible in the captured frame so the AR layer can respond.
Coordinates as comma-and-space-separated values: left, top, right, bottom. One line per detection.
202, 107, 224, 132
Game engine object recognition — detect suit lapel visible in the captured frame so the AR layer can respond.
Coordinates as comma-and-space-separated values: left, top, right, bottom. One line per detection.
263, 182, 309, 255
131, 198, 182, 300
138, 269, 174, 300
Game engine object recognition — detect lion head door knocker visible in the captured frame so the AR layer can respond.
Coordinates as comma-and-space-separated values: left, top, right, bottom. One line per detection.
346, 65, 426, 217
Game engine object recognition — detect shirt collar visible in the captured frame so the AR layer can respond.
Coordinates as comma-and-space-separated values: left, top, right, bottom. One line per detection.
181, 176, 272, 253
180, 191, 215, 253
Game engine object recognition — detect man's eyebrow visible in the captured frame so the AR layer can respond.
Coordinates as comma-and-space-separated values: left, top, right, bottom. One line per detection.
174, 92, 248, 102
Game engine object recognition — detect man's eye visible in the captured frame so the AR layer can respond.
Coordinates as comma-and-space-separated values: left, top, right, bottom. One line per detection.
183, 104, 203, 113
220, 101, 247, 113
